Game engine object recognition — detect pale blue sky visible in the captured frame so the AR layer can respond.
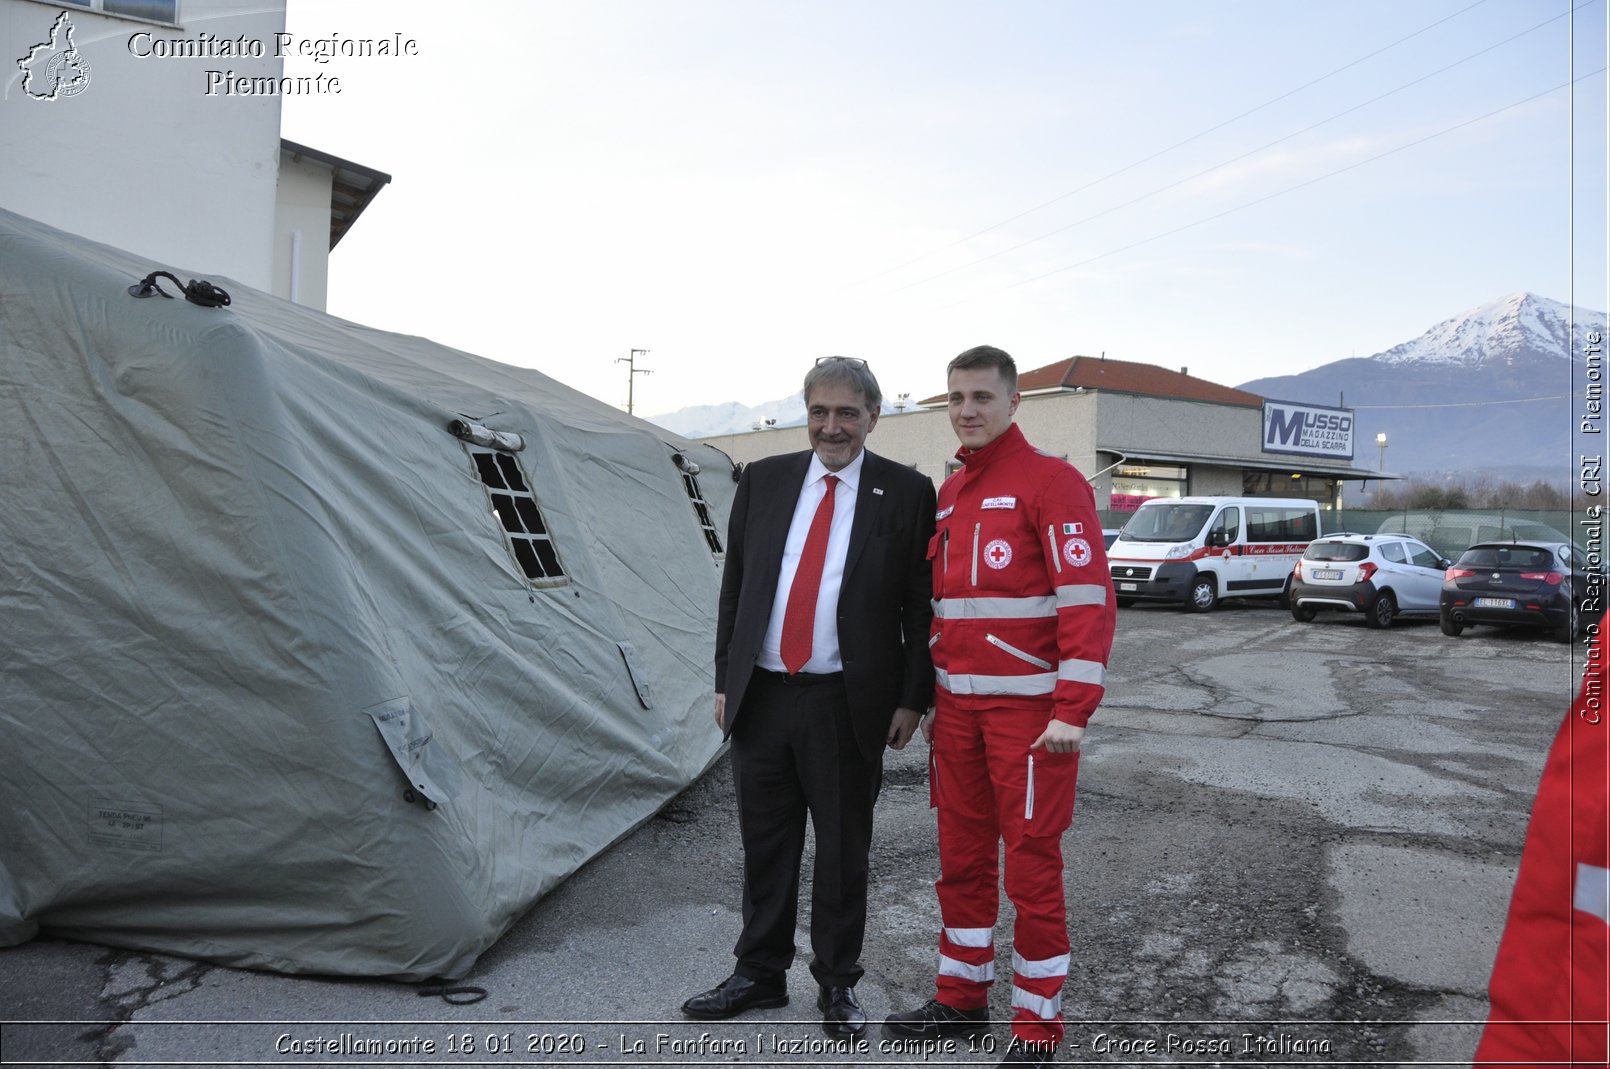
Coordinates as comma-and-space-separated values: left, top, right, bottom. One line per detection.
281, 0, 1607, 416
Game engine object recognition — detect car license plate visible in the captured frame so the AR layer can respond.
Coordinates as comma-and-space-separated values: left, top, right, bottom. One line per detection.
1312, 569, 1342, 580
1474, 597, 1515, 609
1119, 582, 1137, 592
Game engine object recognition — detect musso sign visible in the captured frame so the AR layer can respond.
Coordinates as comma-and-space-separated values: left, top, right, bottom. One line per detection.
1262, 401, 1355, 460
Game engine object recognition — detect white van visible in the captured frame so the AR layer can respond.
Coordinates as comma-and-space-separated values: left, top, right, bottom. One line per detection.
1107, 497, 1322, 611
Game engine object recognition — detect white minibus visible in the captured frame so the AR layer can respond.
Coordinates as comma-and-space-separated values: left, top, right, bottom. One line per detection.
1107, 496, 1321, 611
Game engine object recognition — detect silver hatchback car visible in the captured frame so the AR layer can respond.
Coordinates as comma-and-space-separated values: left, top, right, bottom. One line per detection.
1289, 532, 1451, 628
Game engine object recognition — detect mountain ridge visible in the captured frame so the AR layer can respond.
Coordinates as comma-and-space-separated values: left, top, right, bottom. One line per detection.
1240, 292, 1604, 487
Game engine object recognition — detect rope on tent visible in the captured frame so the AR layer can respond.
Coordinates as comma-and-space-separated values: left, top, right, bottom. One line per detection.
417, 977, 489, 1005
126, 269, 232, 308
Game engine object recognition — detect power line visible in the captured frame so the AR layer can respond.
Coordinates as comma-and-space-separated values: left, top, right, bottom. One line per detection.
960, 66, 1606, 302
845, 0, 1496, 289
1352, 394, 1573, 409
885, 2, 1589, 297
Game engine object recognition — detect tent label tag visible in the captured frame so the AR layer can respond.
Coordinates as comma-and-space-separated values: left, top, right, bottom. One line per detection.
89, 799, 163, 852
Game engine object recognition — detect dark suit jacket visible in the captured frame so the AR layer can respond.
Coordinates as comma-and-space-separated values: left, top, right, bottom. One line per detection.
714, 448, 937, 761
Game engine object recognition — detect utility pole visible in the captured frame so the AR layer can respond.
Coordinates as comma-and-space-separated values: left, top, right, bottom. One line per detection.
617, 349, 651, 415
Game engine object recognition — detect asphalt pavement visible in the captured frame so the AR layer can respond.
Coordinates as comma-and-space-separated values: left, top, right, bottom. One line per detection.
0, 600, 1578, 1068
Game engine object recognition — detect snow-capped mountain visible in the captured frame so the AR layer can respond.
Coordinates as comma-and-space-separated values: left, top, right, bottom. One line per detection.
1370, 292, 1604, 368
645, 394, 808, 438
1239, 292, 1606, 483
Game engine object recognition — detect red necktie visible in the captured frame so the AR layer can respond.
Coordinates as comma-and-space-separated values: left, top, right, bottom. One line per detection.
780, 474, 838, 674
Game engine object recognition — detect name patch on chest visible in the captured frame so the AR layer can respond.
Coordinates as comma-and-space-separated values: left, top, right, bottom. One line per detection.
981, 496, 1017, 510
936, 505, 955, 521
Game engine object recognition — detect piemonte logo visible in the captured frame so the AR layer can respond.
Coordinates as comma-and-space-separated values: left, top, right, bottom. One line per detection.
17, 11, 91, 101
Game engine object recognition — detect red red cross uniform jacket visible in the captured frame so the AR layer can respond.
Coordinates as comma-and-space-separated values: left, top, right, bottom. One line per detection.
926, 423, 1116, 1047
1475, 635, 1608, 1068
929, 423, 1115, 725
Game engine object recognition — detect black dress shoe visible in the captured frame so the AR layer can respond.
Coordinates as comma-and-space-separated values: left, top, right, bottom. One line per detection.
997, 1037, 1057, 1066
817, 985, 866, 1039
681, 974, 788, 1020
882, 998, 991, 1039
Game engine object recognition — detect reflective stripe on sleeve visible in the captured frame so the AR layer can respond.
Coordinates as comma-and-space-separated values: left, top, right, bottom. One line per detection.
933, 595, 1058, 620
1055, 584, 1109, 608
1057, 659, 1106, 686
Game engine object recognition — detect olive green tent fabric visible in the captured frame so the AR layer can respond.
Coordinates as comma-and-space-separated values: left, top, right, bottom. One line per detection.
0, 208, 733, 979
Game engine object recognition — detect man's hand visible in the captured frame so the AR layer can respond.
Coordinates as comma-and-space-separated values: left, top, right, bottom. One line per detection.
920, 708, 935, 744
714, 693, 726, 732
1030, 719, 1084, 753
886, 707, 922, 750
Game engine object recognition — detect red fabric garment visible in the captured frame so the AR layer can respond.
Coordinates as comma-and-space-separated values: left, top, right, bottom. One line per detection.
779, 473, 836, 673
928, 424, 1115, 727
923, 424, 1116, 1048
1475, 634, 1609, 1068
932, 702, 1079, 1047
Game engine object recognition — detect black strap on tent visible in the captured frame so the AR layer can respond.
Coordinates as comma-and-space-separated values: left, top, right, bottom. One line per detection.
127, 270, 232, 308
417, 977, 488, 1005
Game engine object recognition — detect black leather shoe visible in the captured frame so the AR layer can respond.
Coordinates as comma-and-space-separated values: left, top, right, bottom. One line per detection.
882, 998, 990, 1039
681, 974, 788, 1020
818, 985, 866, 1039
997, 1037, 1057, 1066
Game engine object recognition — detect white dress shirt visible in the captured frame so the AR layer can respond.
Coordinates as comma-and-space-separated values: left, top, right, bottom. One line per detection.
756, 450, 863, 673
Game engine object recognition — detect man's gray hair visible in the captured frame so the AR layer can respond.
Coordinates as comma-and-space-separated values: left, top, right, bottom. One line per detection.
803, 357, 882, 412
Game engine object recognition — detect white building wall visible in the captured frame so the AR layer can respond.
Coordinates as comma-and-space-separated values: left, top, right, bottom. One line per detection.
1091, 393, 1265, 459
272, 156, 331, 308
0, 0, 286, 290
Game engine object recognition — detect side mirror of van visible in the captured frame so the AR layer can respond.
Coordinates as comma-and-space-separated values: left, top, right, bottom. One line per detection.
1207, 531, 1229, 548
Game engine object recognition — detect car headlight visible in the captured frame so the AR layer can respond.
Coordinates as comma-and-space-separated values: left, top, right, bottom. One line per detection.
1165, 544, 1193, 560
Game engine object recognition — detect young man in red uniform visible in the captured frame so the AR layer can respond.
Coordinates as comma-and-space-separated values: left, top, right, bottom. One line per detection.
884, 345, 1116, 1066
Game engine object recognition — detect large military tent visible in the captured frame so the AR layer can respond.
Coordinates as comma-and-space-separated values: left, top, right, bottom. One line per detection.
0, 208, 735, 979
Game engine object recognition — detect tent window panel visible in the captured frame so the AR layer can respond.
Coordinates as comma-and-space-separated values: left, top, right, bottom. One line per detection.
510, 539, 545, 580
473, 452, 507, 490
496, 453, 528, 493
513, 497, 547, 534
490, 494, 524, 533
678, 467, 724, 556
466, 444, 568, 587
532, 538, 563, 578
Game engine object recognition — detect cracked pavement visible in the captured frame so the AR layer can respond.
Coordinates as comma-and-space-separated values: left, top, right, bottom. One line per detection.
0, 599, 1579, 1066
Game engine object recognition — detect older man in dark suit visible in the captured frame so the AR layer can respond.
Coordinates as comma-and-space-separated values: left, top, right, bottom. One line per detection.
682, 356, 936, 1039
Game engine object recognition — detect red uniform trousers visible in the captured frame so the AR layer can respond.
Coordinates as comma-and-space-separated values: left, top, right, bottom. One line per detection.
932, 697, 1080, 1048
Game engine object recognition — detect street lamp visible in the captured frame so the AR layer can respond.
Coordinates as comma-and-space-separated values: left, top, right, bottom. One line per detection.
1375, 432, 1387, 471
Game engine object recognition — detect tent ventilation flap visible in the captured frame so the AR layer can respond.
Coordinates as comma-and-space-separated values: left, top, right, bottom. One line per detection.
449, 419, 525, 453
